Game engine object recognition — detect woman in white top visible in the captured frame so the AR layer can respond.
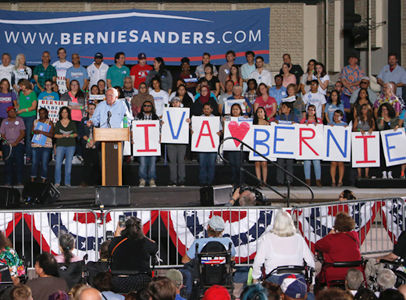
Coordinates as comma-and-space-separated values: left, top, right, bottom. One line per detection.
12, 54, 32, 93
313, 62, 329, 95
252, 210, 315, 282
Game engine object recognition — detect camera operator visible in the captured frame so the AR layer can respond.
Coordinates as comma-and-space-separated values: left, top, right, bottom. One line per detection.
227, 186, 262, 207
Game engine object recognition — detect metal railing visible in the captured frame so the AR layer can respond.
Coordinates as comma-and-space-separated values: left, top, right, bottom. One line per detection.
0, 197, 403, 268
218, 136, 314, 206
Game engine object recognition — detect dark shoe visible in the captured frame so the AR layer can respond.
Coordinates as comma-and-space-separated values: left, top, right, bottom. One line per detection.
331, 182, 336, 187
316, 180, 322, 187
337, 182, 343, 187
305, 179, 311, 186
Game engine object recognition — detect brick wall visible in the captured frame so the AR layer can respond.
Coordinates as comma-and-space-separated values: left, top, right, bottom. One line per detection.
0, 2, 306, 72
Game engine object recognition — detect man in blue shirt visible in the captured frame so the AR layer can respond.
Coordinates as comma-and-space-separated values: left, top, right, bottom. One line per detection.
182, 215, 236, 263
88, 88, 132, 128
66, 53, 89, 91
269, 74, 287, 107
377, 53, 406, 97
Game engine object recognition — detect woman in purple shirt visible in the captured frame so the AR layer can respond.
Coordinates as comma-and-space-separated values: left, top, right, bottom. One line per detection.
0, 79, 17, 123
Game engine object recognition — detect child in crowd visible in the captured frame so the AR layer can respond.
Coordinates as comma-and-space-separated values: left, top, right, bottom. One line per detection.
253, 106, 270, 186
329, 110, 347, 187
352, 103, 375, 179
38, 79, 60, 101
195, 103, 222, 186
282, 83, 306, 122
275, 101, 298, 186
300, 104, 323, 187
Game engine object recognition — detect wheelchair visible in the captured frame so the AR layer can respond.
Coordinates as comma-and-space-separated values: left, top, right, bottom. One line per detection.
262, 262, 314, 287
378, 259, 406, 288
316, 251, 366, 289
191, 241, 234, 299
58, 260, 86, 289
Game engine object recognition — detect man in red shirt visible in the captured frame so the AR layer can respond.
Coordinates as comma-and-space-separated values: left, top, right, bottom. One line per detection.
130, 53, 152, 90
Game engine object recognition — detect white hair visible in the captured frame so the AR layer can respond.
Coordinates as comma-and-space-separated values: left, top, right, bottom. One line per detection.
272, 210, 296, 237
377, 269, 396, 290
14, 54, 25, 69
106, 87, 118, 98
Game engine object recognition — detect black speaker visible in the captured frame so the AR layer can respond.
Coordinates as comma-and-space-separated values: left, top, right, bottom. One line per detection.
0, 187, 20, 209
200, 186, 213, 206
22, 182, 60, 204
95, 186, 131, 207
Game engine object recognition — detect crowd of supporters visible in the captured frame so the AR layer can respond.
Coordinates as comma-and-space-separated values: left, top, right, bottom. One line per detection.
0, 49, 406, 187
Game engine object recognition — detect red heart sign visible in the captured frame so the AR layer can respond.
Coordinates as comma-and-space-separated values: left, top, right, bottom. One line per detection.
228, 121, 250, 147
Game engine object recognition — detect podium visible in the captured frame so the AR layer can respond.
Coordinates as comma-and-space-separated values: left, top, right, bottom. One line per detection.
93, 128, 130, 186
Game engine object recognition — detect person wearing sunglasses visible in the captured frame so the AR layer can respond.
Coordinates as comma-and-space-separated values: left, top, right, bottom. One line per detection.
350, 76, 378, 105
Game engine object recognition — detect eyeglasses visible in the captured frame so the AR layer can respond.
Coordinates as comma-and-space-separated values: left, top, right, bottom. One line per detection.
360, 81, 368, 84
143, 105, 152, 108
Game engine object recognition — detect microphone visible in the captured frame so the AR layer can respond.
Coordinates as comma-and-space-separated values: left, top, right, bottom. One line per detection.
107, 111, 112, 128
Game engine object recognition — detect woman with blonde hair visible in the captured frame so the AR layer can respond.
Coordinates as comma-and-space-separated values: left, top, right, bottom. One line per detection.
12, 54, 32, 93
252, 210, 314, 282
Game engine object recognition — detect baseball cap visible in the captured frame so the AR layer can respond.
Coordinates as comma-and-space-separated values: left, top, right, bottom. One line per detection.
94, 52, 103, 59
278, 274, 307, 299
360, 76, 370, 81
138, 53, 147, 60
170, 97, 181, 103
181, 57, 190, 64
6, 106, 15, 113
202, 285, 230, 300
165, 269, 183, 288
208, 215, 225, 232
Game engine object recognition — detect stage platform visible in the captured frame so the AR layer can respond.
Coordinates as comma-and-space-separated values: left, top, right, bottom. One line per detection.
2, 161, 406, 208
4, 185, 405, 209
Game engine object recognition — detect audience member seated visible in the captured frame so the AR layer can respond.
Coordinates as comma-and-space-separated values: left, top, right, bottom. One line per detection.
48, 290, 69, 300
108, 216, 158, 293
252, 210, 315, 283
86, 240, 110, 286
278, 273, 310, 300
339, 190, 356, 201
55, 233, 83, 289
346, 268, 365, 296
376, 269, 396, 294
354, 287, 378, 300
147, 277, 177, 300
227, 187, 257, 207
165, 269, 186, 300
10, 284, 32, 300
0, 227, 24, 286
202, 285, 230, 300
378, 230, 406, 261
26, 253, 69, 300
378, 288, 404, 300
315, 212, 362, 286
93, 272, 124, 300
75, 286, 102, 300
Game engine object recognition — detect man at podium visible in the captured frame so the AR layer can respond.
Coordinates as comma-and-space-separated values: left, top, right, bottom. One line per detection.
87, 88, 132, 128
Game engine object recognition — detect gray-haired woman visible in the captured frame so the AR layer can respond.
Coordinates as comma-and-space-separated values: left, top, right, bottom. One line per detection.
252, 210, 315, 283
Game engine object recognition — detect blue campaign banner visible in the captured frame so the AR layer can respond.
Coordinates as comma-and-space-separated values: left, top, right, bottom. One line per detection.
0, 8, 270, 66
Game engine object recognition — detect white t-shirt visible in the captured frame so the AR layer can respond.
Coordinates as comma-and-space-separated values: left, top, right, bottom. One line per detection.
0, 64, 14, 85
52, 60, 73, 93
302, 91, 326, 118
12, 67, 32, 87
312, 74, 330, 95
87, 62, 109, 87
149, 89, 169, 118
249, 69, 273, 87
252, 232, 315, 280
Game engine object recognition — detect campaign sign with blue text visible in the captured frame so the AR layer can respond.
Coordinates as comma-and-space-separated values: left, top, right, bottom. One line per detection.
248, 125, 276, 161
380, 128, 406, 167
161, 108, 190, 144
269, 123, 298, 159
0, 8, 270, 66
323, 125, 352, 162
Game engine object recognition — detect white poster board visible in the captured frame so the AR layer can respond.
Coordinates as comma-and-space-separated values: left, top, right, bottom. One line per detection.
223, 117, 253, 151
37, 100, 68, 123
132, 120, 161, 157
323, 125, 352, 162
249, 125, 276, 161
224, 99, 247, 115
161, 108, 190, 144
351, 131, 380, 168
191, 116, 220, 152
380, 128, 406, 167
297, 124, 325, 160
269, 123, 298, 159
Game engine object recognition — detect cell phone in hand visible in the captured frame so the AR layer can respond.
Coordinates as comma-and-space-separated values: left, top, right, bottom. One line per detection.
119, 215, 126, 228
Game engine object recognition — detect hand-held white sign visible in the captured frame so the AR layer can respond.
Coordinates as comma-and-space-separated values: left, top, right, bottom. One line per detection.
132, 120, 161, 156
351, 131, 380, 168
323, 125, 351, 162
249, 125, 276, 161
223, 117, 253, 151
191, 116, 220, 152
380, 128, 406, 167
161, 108, 190, 144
